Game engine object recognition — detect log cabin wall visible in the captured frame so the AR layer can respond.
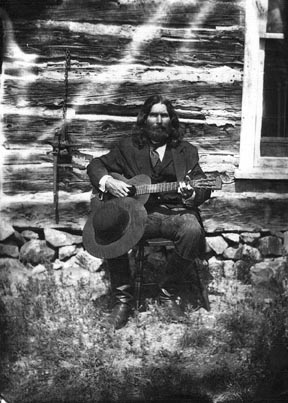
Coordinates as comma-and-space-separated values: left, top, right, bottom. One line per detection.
1, 0, 287, 233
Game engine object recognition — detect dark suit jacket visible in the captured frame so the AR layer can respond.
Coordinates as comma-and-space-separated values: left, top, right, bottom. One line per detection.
87, 136, 210, 210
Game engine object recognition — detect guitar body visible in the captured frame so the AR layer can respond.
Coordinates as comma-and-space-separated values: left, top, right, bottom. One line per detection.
111, 173, 151, 205
92, 173, 152, 209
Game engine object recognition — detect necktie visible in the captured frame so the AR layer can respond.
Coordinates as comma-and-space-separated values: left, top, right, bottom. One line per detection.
150, 147, 160, 168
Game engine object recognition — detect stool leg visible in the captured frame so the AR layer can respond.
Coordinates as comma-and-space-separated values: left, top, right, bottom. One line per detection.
135, 243, 144, 311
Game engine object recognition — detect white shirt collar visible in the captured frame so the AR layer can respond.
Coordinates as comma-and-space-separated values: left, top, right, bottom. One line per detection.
154, 144, 166, 161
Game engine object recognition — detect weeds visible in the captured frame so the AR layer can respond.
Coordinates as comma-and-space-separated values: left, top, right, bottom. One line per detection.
0, 262, 288, 402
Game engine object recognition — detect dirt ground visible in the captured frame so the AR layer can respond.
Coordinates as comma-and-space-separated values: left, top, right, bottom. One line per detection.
1, 253, 288, 403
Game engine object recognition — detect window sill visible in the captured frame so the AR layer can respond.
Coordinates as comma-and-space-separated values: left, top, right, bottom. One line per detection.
235, 169, 288, 180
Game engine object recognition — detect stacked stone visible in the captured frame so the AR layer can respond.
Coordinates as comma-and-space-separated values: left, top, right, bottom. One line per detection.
205, 231, 288, 293
0, 222, 108, 297
1, 220, 288, 298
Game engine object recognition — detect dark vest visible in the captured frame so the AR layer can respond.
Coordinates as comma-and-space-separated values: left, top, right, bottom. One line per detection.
148, 146, 182, 208
150, 146, 176, 183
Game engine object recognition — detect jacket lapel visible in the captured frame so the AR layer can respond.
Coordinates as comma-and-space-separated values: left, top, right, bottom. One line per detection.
172, 143, 187, 181
134, 144, 152, 176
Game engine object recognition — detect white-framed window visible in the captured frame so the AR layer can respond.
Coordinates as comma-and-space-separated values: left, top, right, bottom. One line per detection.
236, 0, 288, 179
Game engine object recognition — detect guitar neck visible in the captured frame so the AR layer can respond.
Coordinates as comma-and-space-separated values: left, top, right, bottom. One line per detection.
136, 182, 179, 195
135, 175, 221, 195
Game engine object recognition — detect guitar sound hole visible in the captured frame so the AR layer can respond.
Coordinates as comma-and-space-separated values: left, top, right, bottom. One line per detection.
127, 185, 136, 197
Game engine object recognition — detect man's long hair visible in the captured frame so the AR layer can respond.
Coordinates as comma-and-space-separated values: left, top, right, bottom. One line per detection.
132, 95, 182, 148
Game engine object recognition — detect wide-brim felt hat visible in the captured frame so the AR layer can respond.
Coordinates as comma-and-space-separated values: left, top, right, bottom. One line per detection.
83, 197, 147, 259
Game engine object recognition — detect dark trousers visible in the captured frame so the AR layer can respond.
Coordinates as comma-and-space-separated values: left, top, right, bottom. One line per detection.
108, 209, 205, 289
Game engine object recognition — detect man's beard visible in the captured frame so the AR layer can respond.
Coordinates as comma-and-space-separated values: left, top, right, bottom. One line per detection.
144, 126, 171, 146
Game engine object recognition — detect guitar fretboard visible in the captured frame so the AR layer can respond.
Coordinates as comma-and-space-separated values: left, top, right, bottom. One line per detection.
136, 182, 179, 195
134, 175, 221, 195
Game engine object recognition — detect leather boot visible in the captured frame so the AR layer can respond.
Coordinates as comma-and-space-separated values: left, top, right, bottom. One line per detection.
157, 253, 186, 321
158, 287, 186, 321
160, 252, 210, 313
102, 255, 134, 330
102, 285, 134, 330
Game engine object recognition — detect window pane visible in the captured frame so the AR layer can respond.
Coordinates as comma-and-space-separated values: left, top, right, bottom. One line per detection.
261, 38, 288, 156
267, 0, 286, 33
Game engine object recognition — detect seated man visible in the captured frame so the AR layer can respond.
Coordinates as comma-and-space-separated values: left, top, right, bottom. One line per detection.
87, 95, 211, 330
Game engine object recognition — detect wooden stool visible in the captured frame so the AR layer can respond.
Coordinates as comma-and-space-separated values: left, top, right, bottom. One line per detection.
135, 238, 173, 310
134, 238, 210, 311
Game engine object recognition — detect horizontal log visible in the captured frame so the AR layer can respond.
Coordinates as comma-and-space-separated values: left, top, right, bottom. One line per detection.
76, 105, 205, 120
2, 115, 240, 154
1, 191, 288, 233
2, 148, 239, 169
3, 79, 242, 118
2, 148, 105, 166
2, 180, 92, 194
6, 1, 244, 27
4, 23, 244, 68
16, 22, 244, 42
2, 148, 53, 165
21, 60, 243, 81
2, 163, 90, 193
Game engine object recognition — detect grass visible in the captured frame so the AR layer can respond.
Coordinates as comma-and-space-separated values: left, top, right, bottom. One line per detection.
0, 262, 288, 403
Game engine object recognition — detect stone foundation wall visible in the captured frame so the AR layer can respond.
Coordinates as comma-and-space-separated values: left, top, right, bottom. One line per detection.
205, 231, 288, 292
0, 223, 108, 299
1, 221, 288, 299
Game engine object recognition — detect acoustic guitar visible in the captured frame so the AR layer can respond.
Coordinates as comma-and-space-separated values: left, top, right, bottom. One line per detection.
94, 172, 222, 206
